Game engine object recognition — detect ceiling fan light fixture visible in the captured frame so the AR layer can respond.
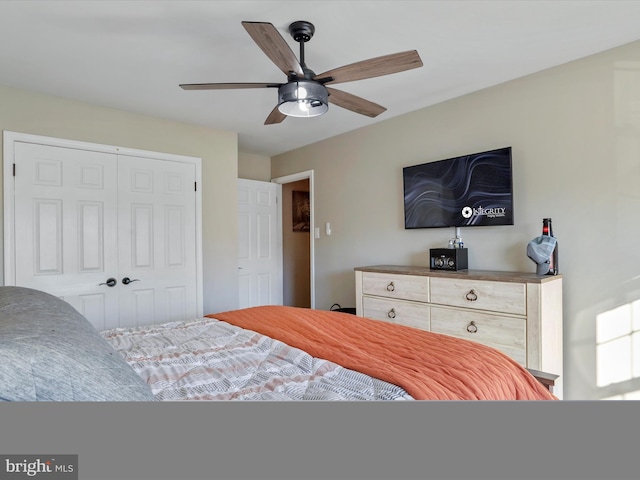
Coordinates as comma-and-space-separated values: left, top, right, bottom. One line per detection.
181, 21, 423, 124
277, 80, 328, 117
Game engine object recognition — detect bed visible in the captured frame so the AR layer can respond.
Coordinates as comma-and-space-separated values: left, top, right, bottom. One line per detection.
0, 286, 556, 401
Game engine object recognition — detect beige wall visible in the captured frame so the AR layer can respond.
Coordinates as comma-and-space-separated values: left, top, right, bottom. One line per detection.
238, 151, 271, 181
0, 84, 239, 315
272, 39, 640, 400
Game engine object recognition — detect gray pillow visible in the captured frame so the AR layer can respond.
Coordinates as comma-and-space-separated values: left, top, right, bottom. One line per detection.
0, 286, 156, 401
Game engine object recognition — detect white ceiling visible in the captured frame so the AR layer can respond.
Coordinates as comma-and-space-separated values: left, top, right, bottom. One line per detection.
1, 1, 640, 157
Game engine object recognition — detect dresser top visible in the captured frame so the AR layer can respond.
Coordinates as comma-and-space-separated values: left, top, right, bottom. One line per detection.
354, 265, 562, 284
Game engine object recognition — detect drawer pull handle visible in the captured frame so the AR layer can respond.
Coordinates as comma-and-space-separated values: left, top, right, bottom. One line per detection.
465, 289, 478, 302
466, 321, 478, 333
386, 282, 395, 292
387, 308, 396, 319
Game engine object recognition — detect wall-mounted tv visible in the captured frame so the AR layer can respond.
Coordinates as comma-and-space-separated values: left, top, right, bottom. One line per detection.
403, 146, 514, 229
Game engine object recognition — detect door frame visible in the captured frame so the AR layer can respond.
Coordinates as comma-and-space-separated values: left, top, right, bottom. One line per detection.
2, 131, 204, 318
271, 169, 315, 309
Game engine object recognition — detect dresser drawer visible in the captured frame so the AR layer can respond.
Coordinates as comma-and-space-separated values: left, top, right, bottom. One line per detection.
430, 277, 526, 315
361, 271, 429, 302
362, 296, 430, 331
430, 306, 526, 366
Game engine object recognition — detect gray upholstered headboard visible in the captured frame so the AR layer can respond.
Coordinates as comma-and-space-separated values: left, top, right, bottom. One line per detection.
0, 286, 156, 401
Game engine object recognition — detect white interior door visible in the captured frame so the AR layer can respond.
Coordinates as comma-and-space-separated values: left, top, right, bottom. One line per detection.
237, 179, 282, 308
117, 155, 198, 327
12, 142, 120, 329
5, 133, 202, 331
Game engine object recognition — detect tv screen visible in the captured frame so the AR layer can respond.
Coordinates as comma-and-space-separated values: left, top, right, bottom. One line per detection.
403, 146, 514, 229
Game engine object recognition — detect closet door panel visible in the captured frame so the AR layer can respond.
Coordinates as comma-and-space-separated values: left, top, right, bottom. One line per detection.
117, 155, 197, 328
13, 142, 120, 330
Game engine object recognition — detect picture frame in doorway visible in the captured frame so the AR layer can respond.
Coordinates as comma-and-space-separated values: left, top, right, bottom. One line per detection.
292, 190, 310, 232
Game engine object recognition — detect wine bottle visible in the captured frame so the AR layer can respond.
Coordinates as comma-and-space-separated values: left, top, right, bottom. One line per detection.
542, 218, 559, 275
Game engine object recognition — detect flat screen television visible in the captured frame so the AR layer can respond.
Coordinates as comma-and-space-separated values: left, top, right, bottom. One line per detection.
403, 146, 514, 229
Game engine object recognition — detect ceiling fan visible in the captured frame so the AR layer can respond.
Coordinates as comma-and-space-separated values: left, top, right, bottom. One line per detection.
179, 21, 423, 125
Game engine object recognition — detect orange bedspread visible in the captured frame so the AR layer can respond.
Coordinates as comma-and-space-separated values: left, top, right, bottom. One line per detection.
208, 306, 556, 400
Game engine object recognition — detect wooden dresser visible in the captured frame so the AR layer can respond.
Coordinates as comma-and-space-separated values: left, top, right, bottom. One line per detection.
354, 265, 563, 398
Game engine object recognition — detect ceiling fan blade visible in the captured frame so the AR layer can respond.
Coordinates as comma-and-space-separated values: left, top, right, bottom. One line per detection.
242, 21, 304, 78
265, 106, 287, 125
315, 50, 423, 85
326, 87, 387, 118
180, 82, 281, 90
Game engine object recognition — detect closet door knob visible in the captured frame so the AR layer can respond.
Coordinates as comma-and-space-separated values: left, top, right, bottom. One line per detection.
122, 277, 140, 285
99, 277, 117, 287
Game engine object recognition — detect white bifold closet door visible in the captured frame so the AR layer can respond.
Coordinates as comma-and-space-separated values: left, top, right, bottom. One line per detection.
11, 141, 198, 331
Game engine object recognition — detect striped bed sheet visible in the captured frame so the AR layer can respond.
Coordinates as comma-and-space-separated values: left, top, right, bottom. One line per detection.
101, 316, 413, 401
